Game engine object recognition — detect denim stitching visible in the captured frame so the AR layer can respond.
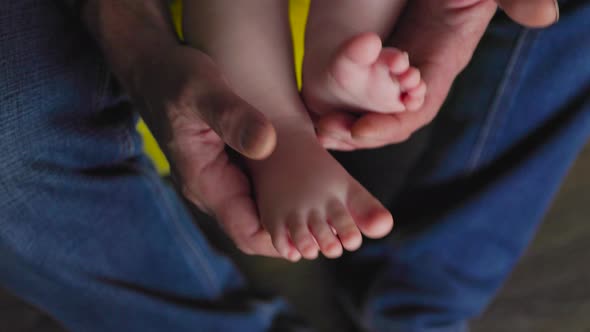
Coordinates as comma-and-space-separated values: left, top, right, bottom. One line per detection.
467, 29, 532, 171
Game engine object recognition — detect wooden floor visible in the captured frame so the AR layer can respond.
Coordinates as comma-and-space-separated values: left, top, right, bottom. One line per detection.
1, 143, 589, 332
471, 143, 590, 332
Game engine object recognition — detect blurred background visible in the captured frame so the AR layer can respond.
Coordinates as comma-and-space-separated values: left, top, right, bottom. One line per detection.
2, 1, 589, 331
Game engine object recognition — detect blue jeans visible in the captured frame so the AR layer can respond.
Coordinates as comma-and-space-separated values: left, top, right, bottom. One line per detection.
0, 2, 289, 332
333, 1, 590, 331
1, 1, 589, 332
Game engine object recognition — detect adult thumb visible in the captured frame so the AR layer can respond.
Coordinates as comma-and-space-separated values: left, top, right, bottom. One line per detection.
496, 0, 560, 28
205, 93, 277, 160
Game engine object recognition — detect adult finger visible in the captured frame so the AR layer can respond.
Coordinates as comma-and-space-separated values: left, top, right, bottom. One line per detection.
198, 90, 277, 160
496, 0, 560, 28
175, 146, 281, 257
315, 0, 497, 149
317, 61, 456, 149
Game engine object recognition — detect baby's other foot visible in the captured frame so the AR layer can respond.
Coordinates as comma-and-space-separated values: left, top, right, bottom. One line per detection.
248, 131, 393, 261
303, 32, 426, 115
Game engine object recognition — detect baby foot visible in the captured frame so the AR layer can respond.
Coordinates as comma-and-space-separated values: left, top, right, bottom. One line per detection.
248, 127, 393, 261
302, 32, 426, 116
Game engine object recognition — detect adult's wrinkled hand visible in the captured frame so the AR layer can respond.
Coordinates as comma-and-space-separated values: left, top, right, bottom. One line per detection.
134, 45, 281, 257
314, 0, 559, 151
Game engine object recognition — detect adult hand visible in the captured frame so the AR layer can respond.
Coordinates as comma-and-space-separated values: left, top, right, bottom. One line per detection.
314, 0, 559, 151
83, 0, 281, 257
497, 0, 560, 28
135, 46, 280, 257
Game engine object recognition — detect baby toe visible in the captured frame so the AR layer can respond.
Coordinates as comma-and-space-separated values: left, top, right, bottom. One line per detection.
268, 222, 301, 262
402, 81, 427, 112
288, 216, 319, 260
397, 67, 422, 92
347, 185, 394, 240
381, 48, 410, 75
338, 32, 383, 66
328, 201, 362, 252
309, 212, 343, 259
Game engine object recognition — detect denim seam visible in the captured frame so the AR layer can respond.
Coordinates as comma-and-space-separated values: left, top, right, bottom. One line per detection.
467, 29, 532, 171
131, 161, 222, 296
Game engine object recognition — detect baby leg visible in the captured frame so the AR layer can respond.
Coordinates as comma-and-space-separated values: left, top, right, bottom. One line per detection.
183, 0, 393, 260
302, 1, 427, 115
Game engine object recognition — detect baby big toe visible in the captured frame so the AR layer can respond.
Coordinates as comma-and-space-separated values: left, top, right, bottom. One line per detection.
348, 187, 394, 239
381, 48, 410, 75
338, 32, 383, 67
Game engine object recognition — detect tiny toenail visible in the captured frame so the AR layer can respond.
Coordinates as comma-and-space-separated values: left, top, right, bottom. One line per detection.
322, 140, 340, 150
326, 242, 341, 253
288, 251, 301, 262
302, 244, 315, 253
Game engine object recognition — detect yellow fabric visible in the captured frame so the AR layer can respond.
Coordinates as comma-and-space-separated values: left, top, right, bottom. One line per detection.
139, 0, 310, 175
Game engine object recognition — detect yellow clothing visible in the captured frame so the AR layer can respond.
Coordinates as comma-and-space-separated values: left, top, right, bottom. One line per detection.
140, 0, 310, 175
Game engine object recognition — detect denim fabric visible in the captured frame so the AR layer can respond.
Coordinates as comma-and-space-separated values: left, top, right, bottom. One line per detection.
0, 2, 288, 331
1, 0, 590, 332
332, 1, 590, 331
